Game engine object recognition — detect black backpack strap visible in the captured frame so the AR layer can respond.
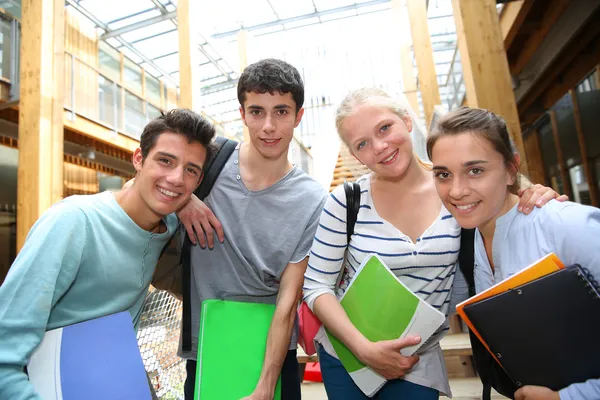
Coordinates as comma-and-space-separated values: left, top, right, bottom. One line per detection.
458, 227, 518, 399
343, 181, 361, 243
181, 136, 237, 352
458, 228, 476, 297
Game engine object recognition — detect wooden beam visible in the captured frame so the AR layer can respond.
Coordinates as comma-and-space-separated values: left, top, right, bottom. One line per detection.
452, 0, 529, 174
407, 0, 440, 127
500, 0, 535, 50
549, 110, 573, 199
511, 0, 571, 75
177, 0, 200, 110
523, 130, 547, 186
17, 0, 65, 251
393, 0, 421, 119
570, 89, 598, 206
237, 29, 250, 142
514, 1, 600, 109
538, 24, 600, 110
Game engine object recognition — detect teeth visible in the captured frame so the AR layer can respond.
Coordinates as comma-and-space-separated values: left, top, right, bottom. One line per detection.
158, 187, 180, 198
263, 139, 278, 143
382, 151, 397, 163
456, 203, 477, 210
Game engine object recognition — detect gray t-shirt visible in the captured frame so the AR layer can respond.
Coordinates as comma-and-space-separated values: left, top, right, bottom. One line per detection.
180, 143, 328, 359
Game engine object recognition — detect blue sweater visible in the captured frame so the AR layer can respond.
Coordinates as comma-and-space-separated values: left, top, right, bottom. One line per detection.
0, 191, 178, 400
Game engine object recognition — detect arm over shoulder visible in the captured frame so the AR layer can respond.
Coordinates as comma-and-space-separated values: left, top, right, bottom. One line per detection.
0, 201, 88, 400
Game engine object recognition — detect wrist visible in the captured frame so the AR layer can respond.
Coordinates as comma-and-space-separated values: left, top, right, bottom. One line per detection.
353, 338, 374, 364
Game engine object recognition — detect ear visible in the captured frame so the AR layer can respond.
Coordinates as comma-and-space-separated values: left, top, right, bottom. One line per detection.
294, 107, 305, 128
507, 153, 521, 184
401, 115, 413, 133
239, 106, 247, 126
133, 147, 143, 173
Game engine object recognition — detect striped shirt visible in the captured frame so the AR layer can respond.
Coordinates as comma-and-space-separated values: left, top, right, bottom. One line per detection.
303, 174, 461, 396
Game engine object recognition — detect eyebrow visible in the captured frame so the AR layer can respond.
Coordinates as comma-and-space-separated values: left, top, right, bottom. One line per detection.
156, 151, 203, 172
432, 160, 488, 171
247, 104, 292, 110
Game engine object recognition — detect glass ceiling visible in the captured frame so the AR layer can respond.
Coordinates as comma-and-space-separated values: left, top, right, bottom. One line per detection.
65, 0, 463, 141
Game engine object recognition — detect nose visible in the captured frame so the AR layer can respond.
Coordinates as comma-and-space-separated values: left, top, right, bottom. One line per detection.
373, 138, 388, 155
448, 175, 470, 199
166, 166, 185, 186
263, 114, 276, 134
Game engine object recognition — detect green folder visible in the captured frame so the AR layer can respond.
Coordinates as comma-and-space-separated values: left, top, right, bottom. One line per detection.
195, 299, 282, 400
326, 254, 445, 396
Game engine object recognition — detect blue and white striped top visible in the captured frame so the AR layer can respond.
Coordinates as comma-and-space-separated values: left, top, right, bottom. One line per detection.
303, 174, 461, 396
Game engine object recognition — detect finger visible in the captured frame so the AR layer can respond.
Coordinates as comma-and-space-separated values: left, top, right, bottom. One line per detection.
514, 388, 525, 400
183, 221, 197, 245
193, 220, 207, 249
517, 187, 536, 214
533, 189, 560, 208
207, 212, 225, 243
201, 218, 215, 249
557, 194, 569, 202
390, 335, 421, 349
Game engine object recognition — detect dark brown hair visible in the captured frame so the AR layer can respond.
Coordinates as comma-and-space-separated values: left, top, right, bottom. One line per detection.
140, 109, 216, 163
237, 58, 304, 112
427, 107, 520, 194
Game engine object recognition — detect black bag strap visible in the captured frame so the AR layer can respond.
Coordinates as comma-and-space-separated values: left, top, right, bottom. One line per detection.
458, 227, 517, 399
458, 228, 476, 297
343, 181, 361, 243
181, 136, 237, 352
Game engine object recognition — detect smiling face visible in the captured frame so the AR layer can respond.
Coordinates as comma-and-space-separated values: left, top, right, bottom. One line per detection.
240, 91, 304, 160
340, 104, 414, 178
132, 131, 207, 219
431, 132, 518, 230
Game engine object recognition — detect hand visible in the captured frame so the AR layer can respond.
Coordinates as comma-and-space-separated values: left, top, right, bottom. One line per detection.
240, 386, 272, 400
358, 336, 421, 380
517, 184, 568, 214
176, 194, 224, 248
515, 385, 560, 400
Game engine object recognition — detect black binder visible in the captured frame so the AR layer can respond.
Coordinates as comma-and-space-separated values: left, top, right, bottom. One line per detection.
463, 265, 600, 391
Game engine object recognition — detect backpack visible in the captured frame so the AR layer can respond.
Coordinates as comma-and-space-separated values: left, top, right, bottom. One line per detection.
458, 228, 519, 400
297, 181, 361, 355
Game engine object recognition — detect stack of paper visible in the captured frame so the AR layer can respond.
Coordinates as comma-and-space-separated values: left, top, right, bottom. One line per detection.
326, 254, 446, 397
195, 299, 281, 400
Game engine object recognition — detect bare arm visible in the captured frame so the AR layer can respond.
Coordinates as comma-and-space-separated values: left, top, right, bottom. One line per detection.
243, 258, 307, 400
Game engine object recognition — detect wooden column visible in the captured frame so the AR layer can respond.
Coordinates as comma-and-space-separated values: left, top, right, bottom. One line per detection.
549, 111, 573, 199
237, 29, 250, 142
406, 0, 440, 127
523, 130, 547, 186
570, 89, 598, 206
177, 0, 200, 111
17, 0, 65, 251
452, 0, 529, 175
392, 0, 421, 119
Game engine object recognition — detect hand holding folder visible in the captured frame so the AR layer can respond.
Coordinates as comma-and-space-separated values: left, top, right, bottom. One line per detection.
457, 254, 600, 391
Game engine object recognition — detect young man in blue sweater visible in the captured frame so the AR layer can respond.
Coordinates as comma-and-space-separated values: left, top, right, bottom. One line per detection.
0, 109, 215, 400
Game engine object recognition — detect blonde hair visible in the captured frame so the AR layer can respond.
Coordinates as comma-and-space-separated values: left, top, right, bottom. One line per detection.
335, 87, 431, 170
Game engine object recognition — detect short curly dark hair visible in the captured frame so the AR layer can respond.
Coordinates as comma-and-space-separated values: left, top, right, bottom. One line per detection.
237, 58, 304, 112
140, 109, 216, 164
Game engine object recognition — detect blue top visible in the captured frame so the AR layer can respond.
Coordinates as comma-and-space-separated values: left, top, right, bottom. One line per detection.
473, 200, 600, 400
0, 191, 178, 400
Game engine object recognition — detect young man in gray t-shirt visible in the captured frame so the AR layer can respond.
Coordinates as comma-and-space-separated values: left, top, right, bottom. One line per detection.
176, 59, 327, 400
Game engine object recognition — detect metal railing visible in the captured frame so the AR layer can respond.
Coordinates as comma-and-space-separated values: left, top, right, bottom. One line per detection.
443, 45, 466, 111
